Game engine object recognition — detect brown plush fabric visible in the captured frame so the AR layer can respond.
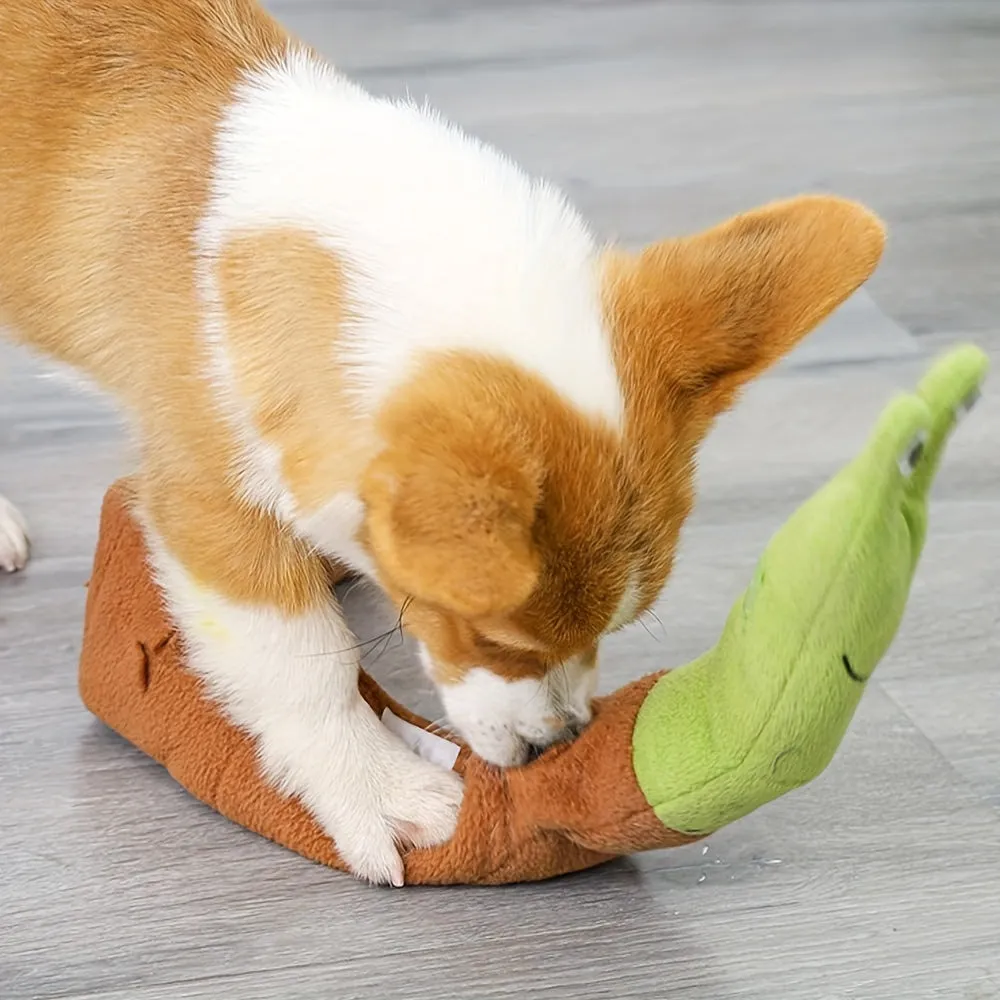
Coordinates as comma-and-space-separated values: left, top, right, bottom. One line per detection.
78, 482, 697, 885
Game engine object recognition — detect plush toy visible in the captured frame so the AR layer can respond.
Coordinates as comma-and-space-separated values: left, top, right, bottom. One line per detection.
78, 345, 987, 885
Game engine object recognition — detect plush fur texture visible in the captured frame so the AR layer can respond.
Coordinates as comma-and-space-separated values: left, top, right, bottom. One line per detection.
0, 0, 885, 883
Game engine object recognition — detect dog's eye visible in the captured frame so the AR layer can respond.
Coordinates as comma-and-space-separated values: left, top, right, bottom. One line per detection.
897, 431, 927, 478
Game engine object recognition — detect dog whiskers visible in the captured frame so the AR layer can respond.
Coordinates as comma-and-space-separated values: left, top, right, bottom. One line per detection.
298, 595, 415, 660
336, 577, 368, 603
638, 608, 666, 643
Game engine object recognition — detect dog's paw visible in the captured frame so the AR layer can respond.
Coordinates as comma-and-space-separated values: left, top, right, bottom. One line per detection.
308, 744, 464, 887
383, 748, 465, 851
0, 496, 29, 572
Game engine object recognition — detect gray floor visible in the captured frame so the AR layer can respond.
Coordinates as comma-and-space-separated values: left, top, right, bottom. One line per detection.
2, 2, 999, 998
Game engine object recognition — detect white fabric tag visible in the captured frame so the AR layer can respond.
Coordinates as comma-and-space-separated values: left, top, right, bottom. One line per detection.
381, 707, 461, 771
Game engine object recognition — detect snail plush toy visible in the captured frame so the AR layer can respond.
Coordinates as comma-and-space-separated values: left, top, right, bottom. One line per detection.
78, 345, 987, 884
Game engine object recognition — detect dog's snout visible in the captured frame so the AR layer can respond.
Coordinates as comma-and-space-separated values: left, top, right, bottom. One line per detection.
433, 655, 598, 768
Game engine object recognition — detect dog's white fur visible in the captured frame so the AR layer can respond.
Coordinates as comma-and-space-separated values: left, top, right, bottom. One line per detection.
202, 55, 622, 519
0, 494, 28, 572
212, 57, 621, 422
423, 651, 598, 768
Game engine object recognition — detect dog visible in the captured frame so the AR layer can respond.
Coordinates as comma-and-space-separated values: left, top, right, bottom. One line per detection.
0, 0, 884, 884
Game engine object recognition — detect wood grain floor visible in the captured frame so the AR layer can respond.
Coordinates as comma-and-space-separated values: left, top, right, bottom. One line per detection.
2, 2, 999, 998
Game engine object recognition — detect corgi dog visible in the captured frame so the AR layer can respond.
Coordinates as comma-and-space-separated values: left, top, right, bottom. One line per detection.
0, 0, 884, 884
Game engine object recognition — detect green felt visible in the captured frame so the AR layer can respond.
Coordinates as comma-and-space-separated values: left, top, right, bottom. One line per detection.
633, 345, 989, 835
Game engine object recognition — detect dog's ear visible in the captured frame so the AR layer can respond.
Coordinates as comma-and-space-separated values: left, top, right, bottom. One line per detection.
362, 438, 543, 619
604, 195, 886, 411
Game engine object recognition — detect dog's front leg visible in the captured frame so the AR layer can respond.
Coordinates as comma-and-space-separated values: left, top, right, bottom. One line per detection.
142, 498, 463, 886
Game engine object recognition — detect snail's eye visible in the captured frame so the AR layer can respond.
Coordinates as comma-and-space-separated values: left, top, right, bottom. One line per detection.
897, 431, 928, 478
956, 387, 981, 422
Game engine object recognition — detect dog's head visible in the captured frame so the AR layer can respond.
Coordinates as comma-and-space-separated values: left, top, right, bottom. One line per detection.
361, 196, 885, 765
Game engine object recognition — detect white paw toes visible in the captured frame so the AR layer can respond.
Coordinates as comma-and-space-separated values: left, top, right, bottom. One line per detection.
384, 754, 464, 851
334, 815, 409, 888
0, 496, 29, 572
309, 748, 464, 887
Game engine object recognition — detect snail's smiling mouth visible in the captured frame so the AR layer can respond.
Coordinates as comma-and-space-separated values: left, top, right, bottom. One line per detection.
841, 653, 868, 684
